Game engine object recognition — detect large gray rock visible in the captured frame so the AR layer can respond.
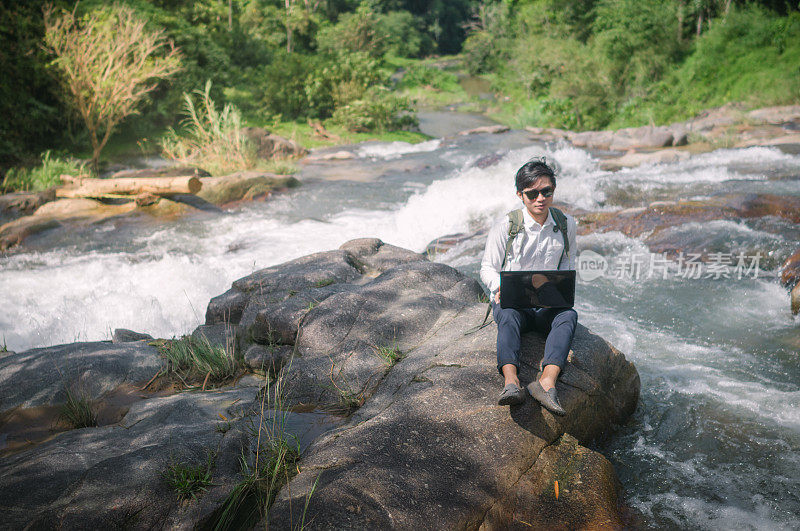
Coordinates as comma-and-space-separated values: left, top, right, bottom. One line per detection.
267, 298, 639, 528
0, 341, 163, 414
0, 385, 260, 529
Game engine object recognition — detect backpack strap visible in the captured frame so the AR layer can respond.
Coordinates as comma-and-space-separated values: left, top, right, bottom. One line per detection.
502, 209, 525, 269
549, 207, 570, 269
466, 209, 525, 335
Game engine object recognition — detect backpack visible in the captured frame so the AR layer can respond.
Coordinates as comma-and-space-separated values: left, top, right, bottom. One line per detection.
465, 207, 570, 335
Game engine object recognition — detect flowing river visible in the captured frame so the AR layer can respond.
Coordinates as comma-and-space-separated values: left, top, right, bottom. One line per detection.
1, 114, 799, 528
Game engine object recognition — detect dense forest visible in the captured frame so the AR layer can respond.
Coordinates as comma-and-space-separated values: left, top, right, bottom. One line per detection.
1, 0, 799, 175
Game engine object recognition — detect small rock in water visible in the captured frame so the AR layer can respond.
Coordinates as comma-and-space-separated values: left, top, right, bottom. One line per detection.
112, 329, 154, 343
792, 283, 800, 316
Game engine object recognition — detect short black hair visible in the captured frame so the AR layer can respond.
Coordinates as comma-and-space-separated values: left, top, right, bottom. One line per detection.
515, 158, 556, 192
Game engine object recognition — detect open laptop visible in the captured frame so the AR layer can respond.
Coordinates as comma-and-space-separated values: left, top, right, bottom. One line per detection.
500, 270, 576, 309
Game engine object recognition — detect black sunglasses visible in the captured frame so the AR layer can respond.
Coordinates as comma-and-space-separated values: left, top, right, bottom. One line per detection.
523, 187, 554, 200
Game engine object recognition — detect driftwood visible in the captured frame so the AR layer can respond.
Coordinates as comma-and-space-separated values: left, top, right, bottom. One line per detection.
56, 174, 202, 199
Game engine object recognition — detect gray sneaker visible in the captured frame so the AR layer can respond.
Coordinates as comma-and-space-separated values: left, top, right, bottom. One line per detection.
527, 381, 566, 416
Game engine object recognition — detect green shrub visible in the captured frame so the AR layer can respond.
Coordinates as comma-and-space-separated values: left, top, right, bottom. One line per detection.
305, 52, 383, 119
161, 81, 256, 176
329, 89, 417, 132
316, 2, 389, 58
400, 65, 460, 92
260, 52, 319, 120
1, 151, 87, 193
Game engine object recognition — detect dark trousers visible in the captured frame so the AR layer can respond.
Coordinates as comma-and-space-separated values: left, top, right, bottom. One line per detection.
492, 302, 578, 375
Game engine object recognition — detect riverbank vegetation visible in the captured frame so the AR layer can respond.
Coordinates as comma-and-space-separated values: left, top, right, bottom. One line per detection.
2, 0, 798, 186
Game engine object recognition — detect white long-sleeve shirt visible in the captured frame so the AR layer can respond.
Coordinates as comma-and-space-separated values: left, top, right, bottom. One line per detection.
480, 208, 577, 296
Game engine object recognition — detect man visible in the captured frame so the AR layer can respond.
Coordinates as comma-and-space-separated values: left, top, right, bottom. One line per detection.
479, 159, 578, 415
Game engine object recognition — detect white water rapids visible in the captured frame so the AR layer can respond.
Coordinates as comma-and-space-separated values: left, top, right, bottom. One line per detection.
1, 128, 799, 528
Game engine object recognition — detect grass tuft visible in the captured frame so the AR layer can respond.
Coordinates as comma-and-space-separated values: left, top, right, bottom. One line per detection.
1, 150, 89, 193
374, 343, 404, 367
162, 455, 214, 501
313, 279, 335, 288
209, 371, 304, 530
157, 335, 240, 387
59, 387, 98, 428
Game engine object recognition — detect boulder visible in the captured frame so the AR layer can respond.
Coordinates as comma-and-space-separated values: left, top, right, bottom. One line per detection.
242, 127, 308, 159
197, 171, 300, 206
599, 148, 691, 171
0, 385, 259, 529
191, 324, 241, 355
0, 198, 137, 251
747, 105, 800, 125
1, 241, 641, 529
112, 329, 154, 343
568, 130, 614, 150
267, 291, 639, 528
458, 125, 510, 136
480, 434, 623, 529
0, 189, 56, 225
244, 344, 292, 373
608, 126, 674, 151
0, 341, 163, 414
781, 249, 800, 288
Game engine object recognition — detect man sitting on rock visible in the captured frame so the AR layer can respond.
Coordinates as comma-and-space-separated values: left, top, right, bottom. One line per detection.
480, 159, 578, 415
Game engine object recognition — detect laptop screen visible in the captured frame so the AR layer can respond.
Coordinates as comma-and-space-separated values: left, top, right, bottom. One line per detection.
499, 270, 576, 309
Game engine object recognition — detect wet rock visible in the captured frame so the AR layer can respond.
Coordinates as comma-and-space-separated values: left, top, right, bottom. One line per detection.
569, 130, 614, 149
0, 189, 56, 225
579, 194, 800, 241
0, 342, 163, 414
525, 126, 570, 141
457, 124, 510, 136
108, 166, 210, 179
242, 127, 308, 159
480, 434, 623, 529
0, 198, 137, 251
781, 249, 800, 288
312, 150, 356, 161
197, 171, 300, 206
747, 105, 800, 125
599, 148, 691, 171
608, 126, 674, 151
792, 284, 800, 316
112, 329, 154, 343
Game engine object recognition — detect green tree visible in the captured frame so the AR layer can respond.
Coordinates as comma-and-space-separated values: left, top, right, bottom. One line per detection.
43, 3, 182, 171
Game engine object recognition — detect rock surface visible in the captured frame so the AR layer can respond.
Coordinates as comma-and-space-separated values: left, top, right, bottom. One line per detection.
197, 171, 300, 205
0, 189, 56, 225
0, 341, 163, 414
243, 127, 308, 159
1, 240, 640, 529
265, 243, 639, 527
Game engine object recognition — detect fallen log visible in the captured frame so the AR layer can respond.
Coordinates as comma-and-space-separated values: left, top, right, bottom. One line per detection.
56, 174, 201, 199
